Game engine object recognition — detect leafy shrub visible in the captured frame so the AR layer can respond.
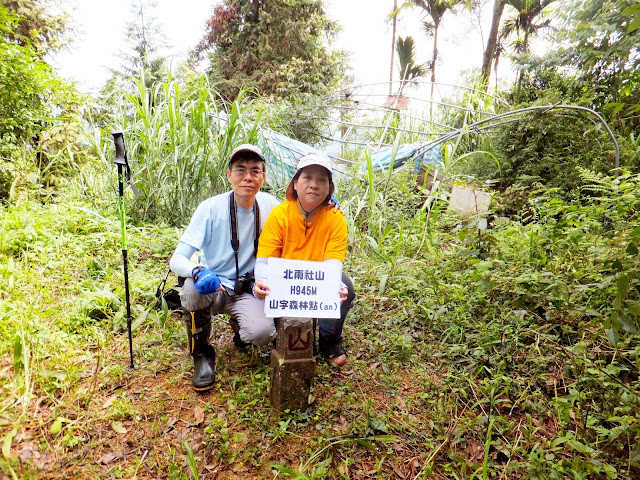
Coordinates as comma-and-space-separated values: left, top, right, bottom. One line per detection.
506, 67, 591, 106
0, 161, 14, 201
488, 105, 617, 192
0, 6, 87, 194
0, 209, 47, 257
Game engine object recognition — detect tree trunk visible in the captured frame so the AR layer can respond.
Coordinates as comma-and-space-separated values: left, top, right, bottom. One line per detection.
481, 0, 505, 88
429, 22, 439, 118
389, 0, 397, 94
515, 28, 530, 100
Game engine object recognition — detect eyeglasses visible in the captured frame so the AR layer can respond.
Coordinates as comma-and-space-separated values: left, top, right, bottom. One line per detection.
231, 167, 265, 177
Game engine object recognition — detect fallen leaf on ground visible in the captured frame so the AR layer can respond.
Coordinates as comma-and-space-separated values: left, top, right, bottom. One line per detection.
466, 437, 484, 462
111, 421, 127, 434
17, 443, 39, 463
409, 457, 421, 475
232, 462, 248, 473
392, 465, 406, 478
102, 395, 117, 409
100, 451, 123, 464
194, 405, 204, 426
333, 415, 347, 431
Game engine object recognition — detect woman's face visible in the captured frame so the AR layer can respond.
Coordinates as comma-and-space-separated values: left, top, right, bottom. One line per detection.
293, 165, 330, 210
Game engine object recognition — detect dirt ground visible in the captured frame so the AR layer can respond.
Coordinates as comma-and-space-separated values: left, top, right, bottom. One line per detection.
3, 315, 446, 480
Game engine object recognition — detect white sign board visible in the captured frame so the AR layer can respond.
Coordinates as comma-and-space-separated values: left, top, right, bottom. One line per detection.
264, 258, 341, 319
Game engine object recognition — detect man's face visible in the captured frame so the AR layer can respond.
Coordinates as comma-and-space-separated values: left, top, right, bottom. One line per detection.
226, 157, 266, 203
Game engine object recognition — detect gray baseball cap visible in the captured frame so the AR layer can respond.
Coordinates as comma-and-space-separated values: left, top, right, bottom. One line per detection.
228, 144, 266, 167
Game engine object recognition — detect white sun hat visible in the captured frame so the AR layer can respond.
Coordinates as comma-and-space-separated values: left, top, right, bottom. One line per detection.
285, 154, 333, 201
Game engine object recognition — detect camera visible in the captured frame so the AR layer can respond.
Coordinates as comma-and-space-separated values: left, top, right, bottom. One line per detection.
235, 270, 255, 295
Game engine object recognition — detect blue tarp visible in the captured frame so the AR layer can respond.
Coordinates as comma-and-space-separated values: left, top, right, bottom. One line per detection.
358, 142, 441, 174
259, 129, 326, 189
257, 129, 442, 188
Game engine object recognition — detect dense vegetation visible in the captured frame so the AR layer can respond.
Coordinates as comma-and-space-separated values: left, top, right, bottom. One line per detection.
196, 0, 346, 101
1, 0, 640, 479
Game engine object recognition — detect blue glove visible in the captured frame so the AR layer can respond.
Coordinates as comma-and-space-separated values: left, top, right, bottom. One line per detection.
192, 267, 221, 295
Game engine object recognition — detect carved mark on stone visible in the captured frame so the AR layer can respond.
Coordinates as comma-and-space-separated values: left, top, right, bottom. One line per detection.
288, 328, 311, 352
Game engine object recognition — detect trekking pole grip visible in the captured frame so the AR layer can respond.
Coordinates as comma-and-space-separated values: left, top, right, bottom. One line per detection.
112, 131, 126, 165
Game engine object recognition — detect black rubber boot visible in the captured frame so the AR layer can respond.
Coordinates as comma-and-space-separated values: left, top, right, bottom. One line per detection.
185, 310, 216, 391
228, 317, 250, 349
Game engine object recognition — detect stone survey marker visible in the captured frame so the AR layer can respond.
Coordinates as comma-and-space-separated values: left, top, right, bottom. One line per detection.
270, 317, 316, 411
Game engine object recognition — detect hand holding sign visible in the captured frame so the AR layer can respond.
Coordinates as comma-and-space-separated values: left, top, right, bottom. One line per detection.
263, 258, 341, 319
339, 287, 348, 304
254, 280, 269, 299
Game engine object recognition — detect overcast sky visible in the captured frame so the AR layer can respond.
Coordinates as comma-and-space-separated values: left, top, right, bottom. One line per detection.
50, 0, 515, 97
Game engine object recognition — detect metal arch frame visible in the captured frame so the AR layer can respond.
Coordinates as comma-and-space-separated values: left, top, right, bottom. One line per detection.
408, 104, 620, 171
292, 104, 619, 173
325, 80, 513, 109
297, 81, 620, 172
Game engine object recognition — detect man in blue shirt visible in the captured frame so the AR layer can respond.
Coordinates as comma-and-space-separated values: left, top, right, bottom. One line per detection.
170, 144, 280, 391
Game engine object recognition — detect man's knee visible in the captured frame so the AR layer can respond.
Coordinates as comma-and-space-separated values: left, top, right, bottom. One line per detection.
227, 293, 275, 346
239, 321, 276, 346
180, 278, 224, 312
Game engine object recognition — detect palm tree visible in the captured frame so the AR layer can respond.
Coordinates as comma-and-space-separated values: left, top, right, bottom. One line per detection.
501, 0, 554, 97
396, 35, 429, 90
481, 0, 506, 87
481, 0, 555, 90
501, 0, 552, 53
410, 0, 466, 115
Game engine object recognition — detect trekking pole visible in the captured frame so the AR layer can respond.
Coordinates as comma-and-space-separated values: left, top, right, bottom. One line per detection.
112, 131, 139, 369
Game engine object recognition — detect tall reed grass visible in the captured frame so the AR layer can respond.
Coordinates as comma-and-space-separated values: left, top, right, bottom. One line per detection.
89, 73, 263, 226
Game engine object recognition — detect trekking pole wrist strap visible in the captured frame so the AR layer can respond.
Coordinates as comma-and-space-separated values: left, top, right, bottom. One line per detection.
192, 265, 205, 280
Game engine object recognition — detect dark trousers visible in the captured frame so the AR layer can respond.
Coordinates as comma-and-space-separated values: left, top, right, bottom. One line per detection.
318, 272, 355, 356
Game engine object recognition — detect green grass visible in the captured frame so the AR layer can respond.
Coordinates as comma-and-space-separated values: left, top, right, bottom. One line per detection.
1, 147, 640, 479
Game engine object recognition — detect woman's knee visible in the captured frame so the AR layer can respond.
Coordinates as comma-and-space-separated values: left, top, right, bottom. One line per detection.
342, 273, 356, 305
